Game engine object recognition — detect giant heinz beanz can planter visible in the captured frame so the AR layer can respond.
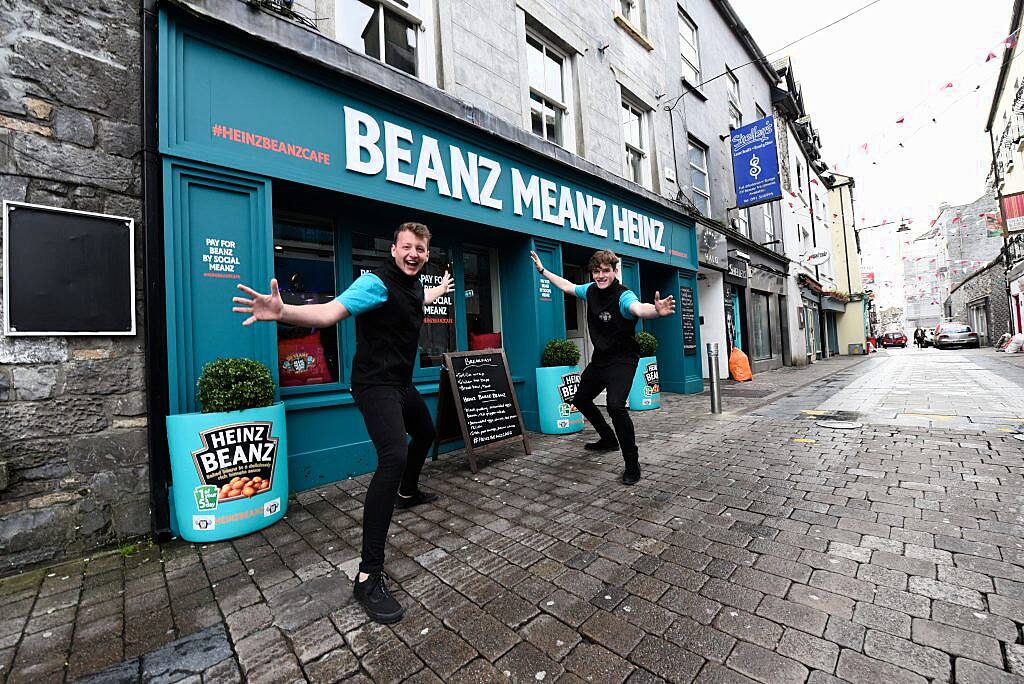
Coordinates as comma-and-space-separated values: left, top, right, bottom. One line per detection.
628, 356, 660, 410
166, 402, 288, 542
536, 365, 584, 434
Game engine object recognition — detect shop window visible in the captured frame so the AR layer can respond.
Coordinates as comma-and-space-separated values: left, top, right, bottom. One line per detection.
273, 220, 340, 387
526, 33, 571, 148
621, 96, 649, 188
751, 292, 772, 361
337, 0, 422, 77
351, 233, 454, 370
463, 246, 500, 349
678, 10, 701, 87
688, 138, 710, 215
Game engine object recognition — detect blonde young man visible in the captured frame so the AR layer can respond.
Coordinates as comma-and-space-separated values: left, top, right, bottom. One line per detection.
234, 222, 453, 624
530, 249, 675, 484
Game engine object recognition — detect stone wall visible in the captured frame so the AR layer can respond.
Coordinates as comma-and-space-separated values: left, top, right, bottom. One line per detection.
947, 261, 1012, 346
0, 0, 149, 572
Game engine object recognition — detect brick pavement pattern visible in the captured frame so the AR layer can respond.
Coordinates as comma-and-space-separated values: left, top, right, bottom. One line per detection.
3, 352, 1024, 683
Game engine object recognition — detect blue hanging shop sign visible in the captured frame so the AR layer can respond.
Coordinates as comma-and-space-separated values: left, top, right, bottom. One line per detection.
730, 116, 782, 210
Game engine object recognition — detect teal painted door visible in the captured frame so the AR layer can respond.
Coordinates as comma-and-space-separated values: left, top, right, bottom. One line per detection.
731, 289, 743, 350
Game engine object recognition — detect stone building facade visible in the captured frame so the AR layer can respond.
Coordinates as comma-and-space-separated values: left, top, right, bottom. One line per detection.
0, 0, 149, 570
946, 258, 1012, 346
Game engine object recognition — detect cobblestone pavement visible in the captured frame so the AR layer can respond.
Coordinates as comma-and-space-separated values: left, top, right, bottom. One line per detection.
4, 352, 1024, 683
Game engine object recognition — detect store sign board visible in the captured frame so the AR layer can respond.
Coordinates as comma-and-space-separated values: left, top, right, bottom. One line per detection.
1001, 192, 1024, 234
730, 116, 783, 209
804, 249, 831, 267
698, 225, 727, 267
160, 19, 697, 272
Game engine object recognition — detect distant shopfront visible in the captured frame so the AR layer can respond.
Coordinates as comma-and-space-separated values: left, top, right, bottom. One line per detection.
155, 6, 702, 498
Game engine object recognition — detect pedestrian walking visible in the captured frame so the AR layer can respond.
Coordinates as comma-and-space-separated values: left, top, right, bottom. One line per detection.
530, 249, 675, 485
233, 222, 453, 624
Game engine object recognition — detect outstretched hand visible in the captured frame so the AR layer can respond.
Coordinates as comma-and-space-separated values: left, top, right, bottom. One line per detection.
654, 291, 676, 317
233, 279, 284, 326
425, 270, 454, 305
530, 251, 545, 273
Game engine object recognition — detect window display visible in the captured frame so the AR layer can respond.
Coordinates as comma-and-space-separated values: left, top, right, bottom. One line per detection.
273, 220, 339, 386
352, 232, 455, 369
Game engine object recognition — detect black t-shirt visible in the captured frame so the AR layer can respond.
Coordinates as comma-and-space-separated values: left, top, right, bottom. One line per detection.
585, 281, 640, 366
351, 260, 424, 386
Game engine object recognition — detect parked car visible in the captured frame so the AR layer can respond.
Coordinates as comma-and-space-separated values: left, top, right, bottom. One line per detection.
880, 331, 908, 348
933, 322, 980, 349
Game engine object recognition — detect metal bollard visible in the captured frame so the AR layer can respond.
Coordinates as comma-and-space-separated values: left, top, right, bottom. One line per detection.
708, 342, 723, 414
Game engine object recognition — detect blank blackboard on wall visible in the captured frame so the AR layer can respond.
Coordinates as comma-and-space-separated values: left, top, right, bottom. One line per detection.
3, 201, 136, 336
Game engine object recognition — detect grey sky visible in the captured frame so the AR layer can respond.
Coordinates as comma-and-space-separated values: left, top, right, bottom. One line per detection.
730, 0, 1012, 307
731, 1, 1009, 220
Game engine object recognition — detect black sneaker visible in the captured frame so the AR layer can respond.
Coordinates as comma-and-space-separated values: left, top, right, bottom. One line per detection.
395, 490, 438, 509
353, 571, 404, 624
622, 462, 641, 486
584, 437, 619, 452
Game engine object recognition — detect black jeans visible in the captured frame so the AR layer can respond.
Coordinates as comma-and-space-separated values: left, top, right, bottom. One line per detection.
572, 360, 639, 461
352, 383, 436, 574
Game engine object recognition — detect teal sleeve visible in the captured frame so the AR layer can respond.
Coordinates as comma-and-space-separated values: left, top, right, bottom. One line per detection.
619, 290, 639, 319
573, 283, 592, 299
336, 273, 388, 317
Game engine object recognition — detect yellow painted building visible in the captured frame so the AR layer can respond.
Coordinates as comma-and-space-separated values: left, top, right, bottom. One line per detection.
827, 173, 869, 353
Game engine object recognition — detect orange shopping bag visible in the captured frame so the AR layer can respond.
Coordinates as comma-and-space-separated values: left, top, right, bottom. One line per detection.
729, 347, 753, 382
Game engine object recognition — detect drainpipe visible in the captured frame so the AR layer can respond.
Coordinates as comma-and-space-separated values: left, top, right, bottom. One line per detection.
989, 128, 1014, 336
142, 0, 172, 541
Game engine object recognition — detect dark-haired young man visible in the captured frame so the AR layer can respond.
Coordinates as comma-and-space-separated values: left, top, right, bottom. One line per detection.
531, 249, 675, 485
234, 222, 453, 624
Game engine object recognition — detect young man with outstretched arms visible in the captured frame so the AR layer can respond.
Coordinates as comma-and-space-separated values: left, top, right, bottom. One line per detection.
233, 222, 453, 624
530, 249, 675, 485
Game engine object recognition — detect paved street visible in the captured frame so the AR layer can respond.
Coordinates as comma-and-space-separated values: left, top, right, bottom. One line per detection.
3, 350, 1024, 683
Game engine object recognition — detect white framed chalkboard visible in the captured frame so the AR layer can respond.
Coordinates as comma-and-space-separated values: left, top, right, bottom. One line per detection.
2, 201, 136, 336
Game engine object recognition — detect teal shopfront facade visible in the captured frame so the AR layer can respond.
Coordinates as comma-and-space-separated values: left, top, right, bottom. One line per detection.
157, 6, 702, 493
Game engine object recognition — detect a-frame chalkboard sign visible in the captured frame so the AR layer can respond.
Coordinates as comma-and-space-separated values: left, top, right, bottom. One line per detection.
432, 349, 530, 473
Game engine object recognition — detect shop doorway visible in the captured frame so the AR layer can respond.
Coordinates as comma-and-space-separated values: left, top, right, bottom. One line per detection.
725, 284, 746, 352
563, 262, 592, 367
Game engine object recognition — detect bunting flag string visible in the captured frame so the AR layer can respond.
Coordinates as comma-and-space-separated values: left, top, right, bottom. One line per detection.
844, 28, 1018, 167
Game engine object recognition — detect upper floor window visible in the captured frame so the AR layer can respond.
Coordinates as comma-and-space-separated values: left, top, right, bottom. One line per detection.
756, 104, 767, 121
729, 105, 742, 131
688, 138, 710, 215
337, 0, 423, 77
726, 70, 740, 107
764, 203, 776, 244
526, 34, 570, 147
619, 0, 645, 28
678, 11, 701, 86
621, 97, 649, 187
732, 208, 749, 237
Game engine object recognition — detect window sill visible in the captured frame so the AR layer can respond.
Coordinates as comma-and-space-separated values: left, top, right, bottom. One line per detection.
613, 12, 654, 51
681, 77, 707, 102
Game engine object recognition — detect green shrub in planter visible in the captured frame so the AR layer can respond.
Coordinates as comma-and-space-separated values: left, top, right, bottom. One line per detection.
635, 331, 658, 357
197, 358, 275, 413
541, 339, 581, 368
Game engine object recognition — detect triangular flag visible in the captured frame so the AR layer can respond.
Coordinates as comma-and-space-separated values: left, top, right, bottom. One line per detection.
941, 82, 953, 90
987, 51, 998, 62
860, 143, 869, 153
896, 117, 905, 124
1006, 30, 1019, 50
810, 178, 819, 185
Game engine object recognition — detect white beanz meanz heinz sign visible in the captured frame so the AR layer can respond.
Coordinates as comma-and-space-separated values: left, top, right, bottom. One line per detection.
342, 106, 667, 254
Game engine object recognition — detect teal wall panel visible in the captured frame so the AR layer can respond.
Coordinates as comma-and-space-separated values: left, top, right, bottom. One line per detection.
163, 161, 276, 414
158, 10, 697, 273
